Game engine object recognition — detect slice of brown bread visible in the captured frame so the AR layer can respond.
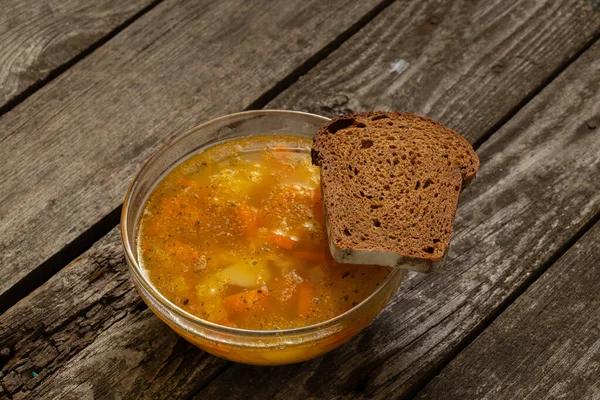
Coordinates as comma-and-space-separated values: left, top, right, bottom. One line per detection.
312, 111, 479, 273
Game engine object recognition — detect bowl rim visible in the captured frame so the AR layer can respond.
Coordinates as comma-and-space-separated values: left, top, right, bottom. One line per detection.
121, 109, 402, 338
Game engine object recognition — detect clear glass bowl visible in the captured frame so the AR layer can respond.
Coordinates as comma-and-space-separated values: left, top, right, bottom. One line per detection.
121, 110, 405, 365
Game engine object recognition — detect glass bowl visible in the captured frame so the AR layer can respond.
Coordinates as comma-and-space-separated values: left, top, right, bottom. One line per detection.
121, 110, 405, 365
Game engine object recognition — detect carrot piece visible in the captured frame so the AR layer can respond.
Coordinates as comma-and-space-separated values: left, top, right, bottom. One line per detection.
235, 203, 258, 236
267, 232, 298, 250
224, 289, 268, 313
297, 283, 314, 317
293, 251, 329, 263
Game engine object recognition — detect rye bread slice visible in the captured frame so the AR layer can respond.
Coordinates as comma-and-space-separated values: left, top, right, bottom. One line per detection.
312, 111, 479, 273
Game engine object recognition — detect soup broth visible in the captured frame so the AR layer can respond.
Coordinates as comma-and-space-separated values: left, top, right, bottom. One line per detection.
137, 135, 391, 330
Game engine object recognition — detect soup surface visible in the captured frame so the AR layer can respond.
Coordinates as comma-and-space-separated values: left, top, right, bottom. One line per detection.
137, 135, 391, 330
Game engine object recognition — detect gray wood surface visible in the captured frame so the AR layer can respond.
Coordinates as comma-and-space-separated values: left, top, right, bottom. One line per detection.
417, 221, 600, 400
0, 0, 157, 110
2, 15, 599, 400
0, 0, 391, 303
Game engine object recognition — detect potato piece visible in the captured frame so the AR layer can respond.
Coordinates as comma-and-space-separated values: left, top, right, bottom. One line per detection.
218, 262, 271, 288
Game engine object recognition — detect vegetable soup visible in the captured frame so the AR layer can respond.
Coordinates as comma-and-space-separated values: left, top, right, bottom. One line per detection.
137, 135, 391, 330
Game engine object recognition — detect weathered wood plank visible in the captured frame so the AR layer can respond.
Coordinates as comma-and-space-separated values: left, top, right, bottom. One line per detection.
0, 0, 157, 111
2, 1, 600, 399
416, 222, 600, 400
0, 0, 392, 303
271, 0, 600, 145
196, 36, 600, 399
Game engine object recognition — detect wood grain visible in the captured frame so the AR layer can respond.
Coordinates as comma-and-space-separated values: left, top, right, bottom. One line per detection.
0, 0, 392, 302
2, 24, 600, 400
270, 0, 600, 144
417, 221, 600, 400
0, 0, 157, 110
196, 37, 600, 399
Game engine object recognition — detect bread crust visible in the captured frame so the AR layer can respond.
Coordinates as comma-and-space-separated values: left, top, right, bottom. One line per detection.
312, 112, 479, 272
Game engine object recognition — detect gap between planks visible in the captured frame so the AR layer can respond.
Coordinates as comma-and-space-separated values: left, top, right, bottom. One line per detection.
0, 0, 398, 314
414, 217, 600, 399
0, 0, 164, 120
245, 0, 396, 110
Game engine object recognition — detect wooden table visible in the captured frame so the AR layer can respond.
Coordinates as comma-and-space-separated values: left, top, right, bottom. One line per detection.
1, 0, 599, 398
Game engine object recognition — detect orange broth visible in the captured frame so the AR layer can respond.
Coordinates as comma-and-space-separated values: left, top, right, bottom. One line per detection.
137, 135, 391, 330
